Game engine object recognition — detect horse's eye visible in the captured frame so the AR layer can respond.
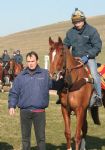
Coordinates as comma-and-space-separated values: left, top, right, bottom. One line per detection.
50, 47, 53, 51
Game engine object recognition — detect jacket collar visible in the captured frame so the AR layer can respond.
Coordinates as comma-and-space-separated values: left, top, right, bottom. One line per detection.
22, 65, 42, 75
74, 22, 87, 34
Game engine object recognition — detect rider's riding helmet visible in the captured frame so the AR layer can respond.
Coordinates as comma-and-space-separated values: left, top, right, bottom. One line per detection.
71, 8, 86, 23
4, 49, 7, 53
16, 49, 20, 54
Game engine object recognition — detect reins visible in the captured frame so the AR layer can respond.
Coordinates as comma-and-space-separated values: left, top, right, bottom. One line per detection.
65, 60, 83, 73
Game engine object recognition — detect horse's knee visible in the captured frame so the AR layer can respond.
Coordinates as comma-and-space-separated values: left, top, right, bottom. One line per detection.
65, 131, 70, 140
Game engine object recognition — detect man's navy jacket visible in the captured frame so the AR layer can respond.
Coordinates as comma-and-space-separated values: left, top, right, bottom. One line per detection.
8, 66, 63, 109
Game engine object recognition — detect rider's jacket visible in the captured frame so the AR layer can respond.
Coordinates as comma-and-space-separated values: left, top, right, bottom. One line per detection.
13, 54, 23, 64
63, 23, 102, 59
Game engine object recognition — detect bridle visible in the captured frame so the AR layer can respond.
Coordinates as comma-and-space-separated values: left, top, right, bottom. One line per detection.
50, 46, 84, 82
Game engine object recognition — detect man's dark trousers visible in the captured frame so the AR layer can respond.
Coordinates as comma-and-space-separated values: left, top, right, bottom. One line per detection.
20, 109, 46, 150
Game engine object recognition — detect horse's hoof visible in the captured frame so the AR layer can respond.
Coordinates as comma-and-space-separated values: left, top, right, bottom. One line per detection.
67, 148, 72, 150
80, 138, 86, 150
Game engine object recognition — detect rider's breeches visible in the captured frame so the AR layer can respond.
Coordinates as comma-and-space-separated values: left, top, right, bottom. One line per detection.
87, 59, 102, 98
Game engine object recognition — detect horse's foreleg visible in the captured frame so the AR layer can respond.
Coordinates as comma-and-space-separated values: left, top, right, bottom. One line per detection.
80, 110, 87, 150
65, 131, 71, 149
75, 107, 85, 150
61, 106, 71, 150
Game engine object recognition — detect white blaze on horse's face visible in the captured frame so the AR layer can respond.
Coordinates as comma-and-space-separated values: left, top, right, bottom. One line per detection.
52, 50, 56, 62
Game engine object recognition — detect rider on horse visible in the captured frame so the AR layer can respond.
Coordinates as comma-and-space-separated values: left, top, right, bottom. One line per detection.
13, 49, 23, 67
1, 50, 10, 85
62, 8, 102, 107
1, 49, 10, 68
56, 8, 102, 106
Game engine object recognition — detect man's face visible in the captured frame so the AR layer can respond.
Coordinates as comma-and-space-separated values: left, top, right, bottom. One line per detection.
26, 55, 38, 70
73, 21, 84, 30
17, 51, 20, 54
4, 51, 7, 54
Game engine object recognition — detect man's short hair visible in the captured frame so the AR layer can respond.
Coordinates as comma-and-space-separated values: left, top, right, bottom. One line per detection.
4, 49, 7, 53
26, 51, 39, 60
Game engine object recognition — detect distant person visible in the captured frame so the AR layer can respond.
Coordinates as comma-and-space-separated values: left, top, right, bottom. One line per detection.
1, 49, 10, 67
8, 51, 64, 150
63, 8, 102, 107
12, 51, 17, 60
15, 49, 23, 64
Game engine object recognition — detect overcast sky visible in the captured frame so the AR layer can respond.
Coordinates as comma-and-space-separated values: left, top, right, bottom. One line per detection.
0, 0, 105, 36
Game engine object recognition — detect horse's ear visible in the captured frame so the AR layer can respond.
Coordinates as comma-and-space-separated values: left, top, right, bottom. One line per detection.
58, 37, 62, 44
49, 37, 54, 45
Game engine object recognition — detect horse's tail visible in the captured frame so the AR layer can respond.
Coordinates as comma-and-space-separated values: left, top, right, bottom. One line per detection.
90, 107, 101, 125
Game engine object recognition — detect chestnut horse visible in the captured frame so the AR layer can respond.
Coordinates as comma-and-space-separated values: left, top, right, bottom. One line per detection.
49, 37, 104, 150
0, 60, 12, 91
0, 61, 11, 86
8, 59, 23, 81
0, 59, 23, 91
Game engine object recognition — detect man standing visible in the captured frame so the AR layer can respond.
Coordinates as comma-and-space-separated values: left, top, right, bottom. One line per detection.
63, 8, 102, 107
8, 51, 63, 150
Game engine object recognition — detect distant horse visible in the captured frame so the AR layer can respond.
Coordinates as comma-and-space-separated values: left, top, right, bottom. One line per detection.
0, 59, 23, 92
49, 37, 104, 150
8, 59, 23, 81
2, 61, 11, 85
0, 60, 11, 91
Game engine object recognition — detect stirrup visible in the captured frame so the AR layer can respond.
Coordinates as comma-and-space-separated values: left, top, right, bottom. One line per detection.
93, 95, 102, 107
84, 78, 94, 84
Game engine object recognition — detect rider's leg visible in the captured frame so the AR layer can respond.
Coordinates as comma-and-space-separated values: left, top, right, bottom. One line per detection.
87, 59, 102, 106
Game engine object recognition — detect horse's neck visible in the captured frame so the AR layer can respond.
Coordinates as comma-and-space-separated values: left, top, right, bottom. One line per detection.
14, 63, 22, 75
0, 64, 3, 70
65, 49, 78, 81
65, 49, 76, 68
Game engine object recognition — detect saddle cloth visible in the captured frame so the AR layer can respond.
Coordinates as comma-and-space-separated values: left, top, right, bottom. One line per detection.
85, 63, 105, 90
97, 64, 105, 90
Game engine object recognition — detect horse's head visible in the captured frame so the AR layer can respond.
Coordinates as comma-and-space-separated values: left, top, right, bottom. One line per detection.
49, 37, 65, 80
9, 59, 15, 70
8, 59, 23, 77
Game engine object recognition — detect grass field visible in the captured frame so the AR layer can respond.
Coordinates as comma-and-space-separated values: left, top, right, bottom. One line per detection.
0, 93, 105, 150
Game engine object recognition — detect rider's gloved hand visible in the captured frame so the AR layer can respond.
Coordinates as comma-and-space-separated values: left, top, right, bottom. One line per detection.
81, 55, 89, 64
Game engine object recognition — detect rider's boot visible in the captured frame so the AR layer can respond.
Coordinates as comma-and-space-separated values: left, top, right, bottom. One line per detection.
56, 99, 61, 104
